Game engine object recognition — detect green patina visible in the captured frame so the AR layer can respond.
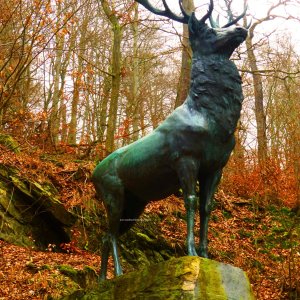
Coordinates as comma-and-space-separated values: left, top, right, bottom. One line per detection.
92, 0, 249, 279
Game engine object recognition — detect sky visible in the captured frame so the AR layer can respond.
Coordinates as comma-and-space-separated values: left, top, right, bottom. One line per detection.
144, 0, 300, 149
246, 0, 300, 32
159, 0, 300, 51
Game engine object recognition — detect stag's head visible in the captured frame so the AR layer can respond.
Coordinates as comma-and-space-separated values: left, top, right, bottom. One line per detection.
136, 0, 248, 58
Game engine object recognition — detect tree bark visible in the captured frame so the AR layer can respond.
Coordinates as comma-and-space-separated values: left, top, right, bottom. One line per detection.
68, 15, 89, 145
174, 0, 194, 108
50, 36, 64, 145
60, 27, 76, 144
245, 29, 268, 166
131, 3, 140, 142
101, 0, 123, 153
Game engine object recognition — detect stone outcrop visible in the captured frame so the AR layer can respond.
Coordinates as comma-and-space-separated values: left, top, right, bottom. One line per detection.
63, 256, 255, 300
0, 134, 20, 153
0, 164, 75, 248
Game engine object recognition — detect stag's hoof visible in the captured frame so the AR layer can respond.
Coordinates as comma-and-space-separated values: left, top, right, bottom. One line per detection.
115, 267, 123, 277
198, 248, 209, 258
98, 275, 106, 282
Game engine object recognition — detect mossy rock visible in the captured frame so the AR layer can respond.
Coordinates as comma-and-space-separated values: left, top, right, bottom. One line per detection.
119, 213, 184, 269
0, 164, 76, 248
62, 257, 255, 300
0, 134, 20, 153
57, 265, 98, 289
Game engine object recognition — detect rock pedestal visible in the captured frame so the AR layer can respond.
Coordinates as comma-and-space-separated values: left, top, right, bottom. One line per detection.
64, 256, 255, 300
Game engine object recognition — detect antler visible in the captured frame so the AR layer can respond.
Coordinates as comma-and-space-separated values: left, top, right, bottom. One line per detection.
222, 5, 247, 27
136, 0, 190, 24
136, 0, 215, 24
210, 2, 248, 28
199, 0, 214, 24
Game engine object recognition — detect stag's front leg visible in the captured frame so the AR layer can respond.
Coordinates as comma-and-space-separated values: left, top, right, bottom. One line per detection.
185, 194, 198, 256
177, 158, 199, 256
100, 185, 124, 279
198, 170, 222, 258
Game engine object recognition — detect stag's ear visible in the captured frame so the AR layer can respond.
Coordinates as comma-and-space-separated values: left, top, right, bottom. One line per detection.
188, 12, 201, 35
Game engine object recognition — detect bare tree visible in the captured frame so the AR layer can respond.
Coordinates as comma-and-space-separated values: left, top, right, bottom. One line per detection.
99, 0, 124, 153
243, 0, 295, 166
174, 0, 194, 108
68, 8, 90, 145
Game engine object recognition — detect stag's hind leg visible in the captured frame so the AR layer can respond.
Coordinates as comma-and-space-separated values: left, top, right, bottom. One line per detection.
99, 233, 110, 281
94, 178, 124, 280
105, 192, 124, 278
198, 170, 222, 258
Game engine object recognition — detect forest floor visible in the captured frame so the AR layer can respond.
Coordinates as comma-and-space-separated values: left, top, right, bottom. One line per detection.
0, 146, 299, 299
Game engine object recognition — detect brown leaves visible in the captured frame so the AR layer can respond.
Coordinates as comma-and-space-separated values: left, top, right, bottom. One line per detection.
0, 240, 100, 300
0, 145, 95, 209
1, 141, 299, 299
143, 194, 300, 300
222, 157, 299, 209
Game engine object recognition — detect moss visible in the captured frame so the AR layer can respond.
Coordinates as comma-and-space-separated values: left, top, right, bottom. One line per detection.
0, 165, 75, 248
58, 265, 79, 277
9, 174, 75, 227
10, 176, 33, 198
41, 264, 52, 270
63, 257, 254, 300
136, 232, 155, 243
57, 265, 98, 289
0, 134, 20, 153
0, 181, 30, 223
119, 212, 183, 270
252, 205, 300, 253
196, 259, 225, 298
0, 230, 34, 247
0, 166, 9, 178
47, 272, 80, 299
0, 181, 34, 247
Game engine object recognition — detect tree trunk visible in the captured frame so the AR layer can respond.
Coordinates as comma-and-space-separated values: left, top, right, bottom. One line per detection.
174, 0, 194, 108
293, 141, 300, 213
49, 26, 64, 146
245, 30, 268, 166
60, 27, 76, 144
98, 75, 111, 143
68, 16, 89, 145
131, 3, 140, 142
123, 3, 140, 146
101, 0, 123, 153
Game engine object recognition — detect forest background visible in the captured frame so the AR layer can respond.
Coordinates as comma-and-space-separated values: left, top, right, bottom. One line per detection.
0, 0, 299, 299
1, 0, 299, 209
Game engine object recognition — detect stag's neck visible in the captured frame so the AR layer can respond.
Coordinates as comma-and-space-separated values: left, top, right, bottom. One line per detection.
186, 54, 243, 137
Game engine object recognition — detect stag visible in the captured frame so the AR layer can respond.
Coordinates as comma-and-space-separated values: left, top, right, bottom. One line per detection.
92, 0, 248, 280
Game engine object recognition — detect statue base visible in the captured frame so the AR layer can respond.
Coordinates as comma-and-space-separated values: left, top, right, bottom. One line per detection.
64, 256, 255, 300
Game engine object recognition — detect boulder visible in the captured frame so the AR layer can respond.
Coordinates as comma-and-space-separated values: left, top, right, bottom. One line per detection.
0, 164, 76, 248
63, 256, 255, 300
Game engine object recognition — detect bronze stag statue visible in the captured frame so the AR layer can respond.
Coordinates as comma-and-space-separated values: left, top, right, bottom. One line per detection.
92, 0, 249, 280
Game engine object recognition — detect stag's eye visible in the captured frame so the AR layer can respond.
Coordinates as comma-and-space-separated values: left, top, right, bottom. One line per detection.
207, 29, 217, 36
